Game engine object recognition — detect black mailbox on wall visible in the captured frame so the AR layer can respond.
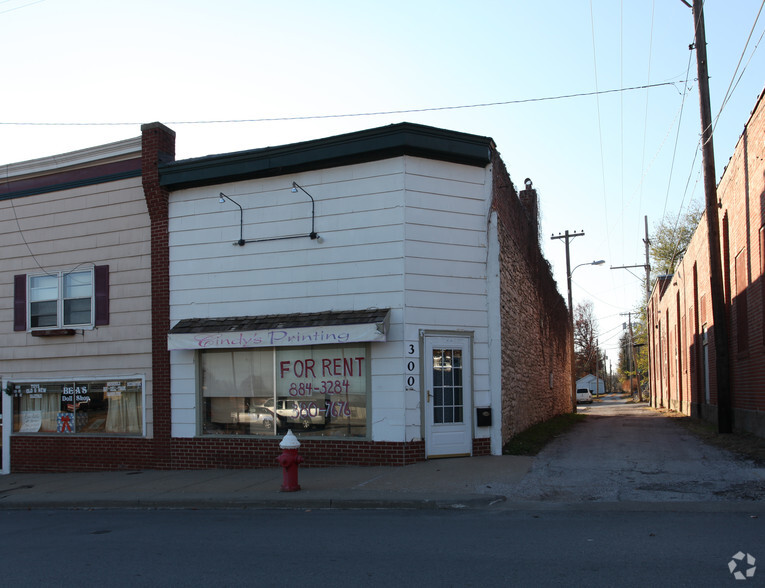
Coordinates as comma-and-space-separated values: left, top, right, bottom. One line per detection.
476, 407, 492, 427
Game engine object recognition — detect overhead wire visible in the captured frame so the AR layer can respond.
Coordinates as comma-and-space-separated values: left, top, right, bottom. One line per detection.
589, 0, 613, 270
660, 44, 696, 222
712, 0, 765, 132
660, 0, 765, 274
0, 81, 682, 128
639, 0, 656, 221
0, 0, 45, 15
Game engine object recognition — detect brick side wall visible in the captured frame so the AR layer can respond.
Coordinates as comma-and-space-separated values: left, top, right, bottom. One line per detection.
648, 89, 765, 437
141, 122, 176, 466
491, 153, 571, 444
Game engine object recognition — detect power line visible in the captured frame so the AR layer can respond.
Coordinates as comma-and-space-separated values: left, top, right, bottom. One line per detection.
0, 0, 45, 15
0, 81, 682, 127
589, 0, 613, 269
660, 43, 696, 222
713, 0, 765, 130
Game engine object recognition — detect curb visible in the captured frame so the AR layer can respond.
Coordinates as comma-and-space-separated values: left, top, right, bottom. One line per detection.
0, 493, 508, 511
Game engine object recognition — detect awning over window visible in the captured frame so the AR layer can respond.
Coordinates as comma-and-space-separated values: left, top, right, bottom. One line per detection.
168, 309, 391, 350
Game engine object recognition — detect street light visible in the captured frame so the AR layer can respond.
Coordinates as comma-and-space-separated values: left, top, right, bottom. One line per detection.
567, 259, 605, 412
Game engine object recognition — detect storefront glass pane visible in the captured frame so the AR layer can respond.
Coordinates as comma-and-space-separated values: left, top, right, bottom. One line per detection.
200, 344, 368, 438
11, 379, 142, 435
201, 349, 276, 435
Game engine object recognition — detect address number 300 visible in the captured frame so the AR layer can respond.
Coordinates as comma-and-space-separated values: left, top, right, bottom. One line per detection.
406, 343, 417, 388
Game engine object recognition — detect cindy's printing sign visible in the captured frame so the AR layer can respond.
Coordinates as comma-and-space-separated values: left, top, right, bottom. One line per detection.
168, 322, 386, 350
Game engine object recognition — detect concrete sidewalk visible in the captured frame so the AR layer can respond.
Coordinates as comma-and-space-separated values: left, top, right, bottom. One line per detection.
0, 455, 533, 511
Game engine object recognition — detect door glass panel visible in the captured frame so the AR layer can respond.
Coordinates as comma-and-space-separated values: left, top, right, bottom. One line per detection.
432, 348, 463, 424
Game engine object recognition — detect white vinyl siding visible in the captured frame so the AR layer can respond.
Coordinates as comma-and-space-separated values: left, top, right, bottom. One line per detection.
168, 156, 493, 445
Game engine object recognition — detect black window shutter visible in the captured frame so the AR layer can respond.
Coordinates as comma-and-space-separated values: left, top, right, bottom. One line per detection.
94, 265, 109, 326
14, 274, 26, 331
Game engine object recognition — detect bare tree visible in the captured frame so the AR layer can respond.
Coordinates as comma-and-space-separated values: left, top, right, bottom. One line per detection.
574, 300, 600, 378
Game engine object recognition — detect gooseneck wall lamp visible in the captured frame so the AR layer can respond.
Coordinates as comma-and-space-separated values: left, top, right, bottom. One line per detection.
218, 193, 245, 246
291, 182, 319, 241
218, 182, 320, 246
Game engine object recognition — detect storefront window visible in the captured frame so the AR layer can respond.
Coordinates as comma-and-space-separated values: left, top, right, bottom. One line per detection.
201, 344, 368, 438
11, 379, 143, 435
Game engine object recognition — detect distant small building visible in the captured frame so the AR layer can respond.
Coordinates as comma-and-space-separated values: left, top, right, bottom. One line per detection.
576, 374, 605, 395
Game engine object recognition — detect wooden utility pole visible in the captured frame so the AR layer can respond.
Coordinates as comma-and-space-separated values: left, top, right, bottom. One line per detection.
551, 230, 585, 414
627, 313, 636, 400
643, 215, 652, 403
595, 338, 600, 397
692, 0, 732, 433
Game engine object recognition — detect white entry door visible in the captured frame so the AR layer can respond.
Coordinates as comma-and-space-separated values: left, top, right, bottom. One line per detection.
423, 335, 472, 458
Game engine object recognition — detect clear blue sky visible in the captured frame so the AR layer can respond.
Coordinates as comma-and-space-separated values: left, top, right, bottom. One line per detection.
2, 0, 764, 365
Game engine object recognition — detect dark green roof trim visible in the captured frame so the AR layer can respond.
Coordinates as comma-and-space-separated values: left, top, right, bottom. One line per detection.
159, 122, 494, 191
0, 169, 142, 201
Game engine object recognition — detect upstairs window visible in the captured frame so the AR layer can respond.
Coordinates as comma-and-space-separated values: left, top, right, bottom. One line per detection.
30, 271, 92, 328
14, 266, 109, 332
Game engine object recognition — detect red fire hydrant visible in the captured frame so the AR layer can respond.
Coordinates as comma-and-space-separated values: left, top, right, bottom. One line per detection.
277, 429, 304, 492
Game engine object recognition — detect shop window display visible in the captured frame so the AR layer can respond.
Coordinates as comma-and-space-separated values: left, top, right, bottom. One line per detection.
201, 344, 368, 438
11, 379, 143, 435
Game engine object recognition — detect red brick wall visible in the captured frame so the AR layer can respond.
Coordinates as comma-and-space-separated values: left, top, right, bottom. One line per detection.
141, 122, 176, 466
12, 437, 425, 472
648, 89, 765, 437
12, 437, 156, 472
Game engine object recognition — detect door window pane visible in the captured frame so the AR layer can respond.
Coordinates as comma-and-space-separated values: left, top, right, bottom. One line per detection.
432, 348, 464, 425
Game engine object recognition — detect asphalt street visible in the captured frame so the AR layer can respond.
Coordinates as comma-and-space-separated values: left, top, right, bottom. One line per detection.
1, 508, 761, 587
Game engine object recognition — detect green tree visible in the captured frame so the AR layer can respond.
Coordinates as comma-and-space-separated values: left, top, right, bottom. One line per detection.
650, 201, 703, 278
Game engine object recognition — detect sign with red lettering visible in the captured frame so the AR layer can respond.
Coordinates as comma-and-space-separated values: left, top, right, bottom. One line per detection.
276, 346, 367, 398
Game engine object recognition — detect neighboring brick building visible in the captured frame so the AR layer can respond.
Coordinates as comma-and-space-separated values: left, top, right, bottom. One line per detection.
647, 87, 765, 437
2, 122, 570, 472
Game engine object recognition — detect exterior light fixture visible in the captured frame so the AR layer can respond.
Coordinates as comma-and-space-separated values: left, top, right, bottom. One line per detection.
218, 193, 245, 246
216, 184, 320, 246
290, 182, 319, 240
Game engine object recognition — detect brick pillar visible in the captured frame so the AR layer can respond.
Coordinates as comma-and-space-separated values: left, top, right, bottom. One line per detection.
519, 178, 539, 244
141, 122, 176, 468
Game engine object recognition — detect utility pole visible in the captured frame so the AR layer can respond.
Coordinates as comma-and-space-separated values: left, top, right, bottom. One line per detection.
610, 216, 653, 402
643, 216, 651, 301
692, 0, 732, 433
551, 229, 585, 414
595, 338, 600, 397
643, 215, 653, 404
627, 313, 636, 400
621, 311, 643, 401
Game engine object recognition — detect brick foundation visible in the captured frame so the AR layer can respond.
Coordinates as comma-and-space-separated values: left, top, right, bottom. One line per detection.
11, 436, 426, 472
